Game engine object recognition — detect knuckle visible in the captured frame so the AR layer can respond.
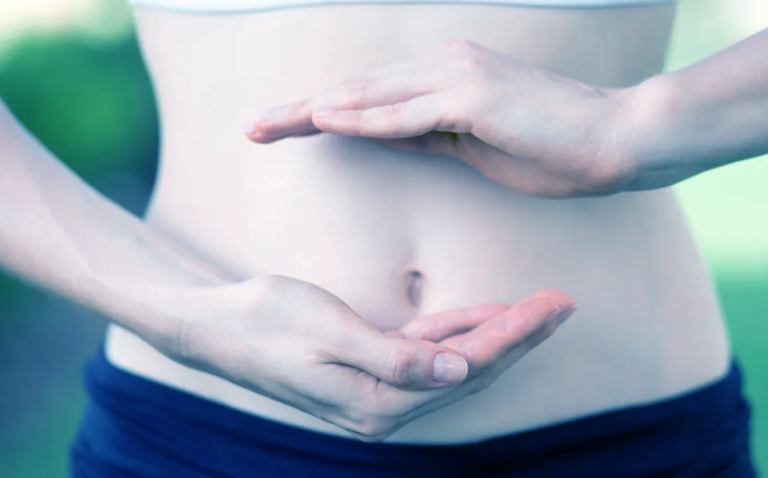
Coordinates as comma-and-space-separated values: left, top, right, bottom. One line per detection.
439, 40, 496, 80
582, 159, 632, 192
383, 346, 414, 386
449, 57, 496, 92
346, 77, 376, 105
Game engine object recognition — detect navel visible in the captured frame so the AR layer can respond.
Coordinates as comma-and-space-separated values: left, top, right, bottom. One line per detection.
406, 269, 425, 309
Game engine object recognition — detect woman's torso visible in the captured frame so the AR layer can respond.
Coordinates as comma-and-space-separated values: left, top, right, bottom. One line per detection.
105, 2, 731, 444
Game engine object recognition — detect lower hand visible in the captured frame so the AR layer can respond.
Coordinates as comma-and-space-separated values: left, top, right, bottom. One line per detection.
171, 274, 576, 442
244, 39, 636, 198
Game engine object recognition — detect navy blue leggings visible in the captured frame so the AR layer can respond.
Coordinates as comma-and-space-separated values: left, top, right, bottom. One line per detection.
70, 347, 757, 477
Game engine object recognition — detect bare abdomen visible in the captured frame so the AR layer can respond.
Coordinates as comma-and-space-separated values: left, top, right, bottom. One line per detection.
105, 2, 730, 444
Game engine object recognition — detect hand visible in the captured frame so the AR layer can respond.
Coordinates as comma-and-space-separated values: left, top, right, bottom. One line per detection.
172, 274, 576, 442
244, 39, 636, 198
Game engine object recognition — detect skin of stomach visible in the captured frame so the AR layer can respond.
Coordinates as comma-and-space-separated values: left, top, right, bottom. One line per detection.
105, 2, 731, 444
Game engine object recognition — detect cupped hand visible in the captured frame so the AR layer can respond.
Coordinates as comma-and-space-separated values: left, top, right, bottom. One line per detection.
244, 39, 637, 198
173, 274, 575, 442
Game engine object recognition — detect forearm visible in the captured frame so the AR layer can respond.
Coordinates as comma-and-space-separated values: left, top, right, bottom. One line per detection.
616, 27, 768, 190
0, 100, 239, 350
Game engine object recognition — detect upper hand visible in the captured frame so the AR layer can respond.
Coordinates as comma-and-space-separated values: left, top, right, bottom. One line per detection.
170, 274, 576, 442
244, 39, 636, 198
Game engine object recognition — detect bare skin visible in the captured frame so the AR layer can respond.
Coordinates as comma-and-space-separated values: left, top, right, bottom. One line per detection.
97, 3, 730, 445
5, 0, 759, 450
246, 30, 768, 196
0, 95, 574, 443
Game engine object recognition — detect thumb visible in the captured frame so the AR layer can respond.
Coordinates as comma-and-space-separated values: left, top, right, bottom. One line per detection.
330, 325, 469, 390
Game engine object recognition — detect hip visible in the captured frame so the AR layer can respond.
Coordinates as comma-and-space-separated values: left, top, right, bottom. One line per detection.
105, 221, 731, 443
118, 141, 732, 442
72, 346, 755, 477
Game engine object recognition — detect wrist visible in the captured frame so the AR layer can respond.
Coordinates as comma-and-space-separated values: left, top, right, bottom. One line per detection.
609, 69, 766, 192
162, 277, 267, 374
608, 74, 695, 191
90, 273, 242, 366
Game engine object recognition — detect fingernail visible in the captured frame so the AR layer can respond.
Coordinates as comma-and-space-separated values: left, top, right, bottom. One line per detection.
243, 119, 258, 136
432, 353, 468, 384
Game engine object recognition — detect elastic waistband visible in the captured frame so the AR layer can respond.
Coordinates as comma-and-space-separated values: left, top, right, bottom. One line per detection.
76, 346, 753, 477
128, 0, 677, 15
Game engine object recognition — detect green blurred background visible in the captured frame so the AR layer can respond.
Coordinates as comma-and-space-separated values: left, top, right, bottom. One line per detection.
0, 0, 766, 476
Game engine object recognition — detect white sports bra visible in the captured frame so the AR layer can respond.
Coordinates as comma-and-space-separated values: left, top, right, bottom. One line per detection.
127, 0, 675, 14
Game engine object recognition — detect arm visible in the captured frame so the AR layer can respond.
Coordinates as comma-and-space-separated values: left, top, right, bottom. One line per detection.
0, 97, 573, 441
615, 27, 768, 191
244, 29, 768, 197
0, 98, 234, 352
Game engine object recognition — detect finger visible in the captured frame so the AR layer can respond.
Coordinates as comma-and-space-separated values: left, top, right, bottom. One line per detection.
310, 39, 484, 115
310, 90, 474, 139
245, 77, 443, 143
307, 66, 445, 113
363, 292, 576, 440
244, 41, 477, 143
399, 303, 512, 342
440, 294, 575, 378
287, 128, 324, 138
524, 288, 577, 315
245, 104, 319, 143
258, 128, 325, 143
400, 290, 577, 344
359, 293, 576, 435
244, 60, 433, 143
328, 324, 469, 390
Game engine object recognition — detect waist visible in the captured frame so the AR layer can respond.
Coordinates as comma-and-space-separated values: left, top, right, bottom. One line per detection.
144, 134, 725, 329
107, 133, 731, 443
76, 347, 753, 477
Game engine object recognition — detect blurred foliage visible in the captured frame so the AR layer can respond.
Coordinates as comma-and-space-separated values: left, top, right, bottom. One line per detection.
0, 32, 158, 183
721, 271, 768, 476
